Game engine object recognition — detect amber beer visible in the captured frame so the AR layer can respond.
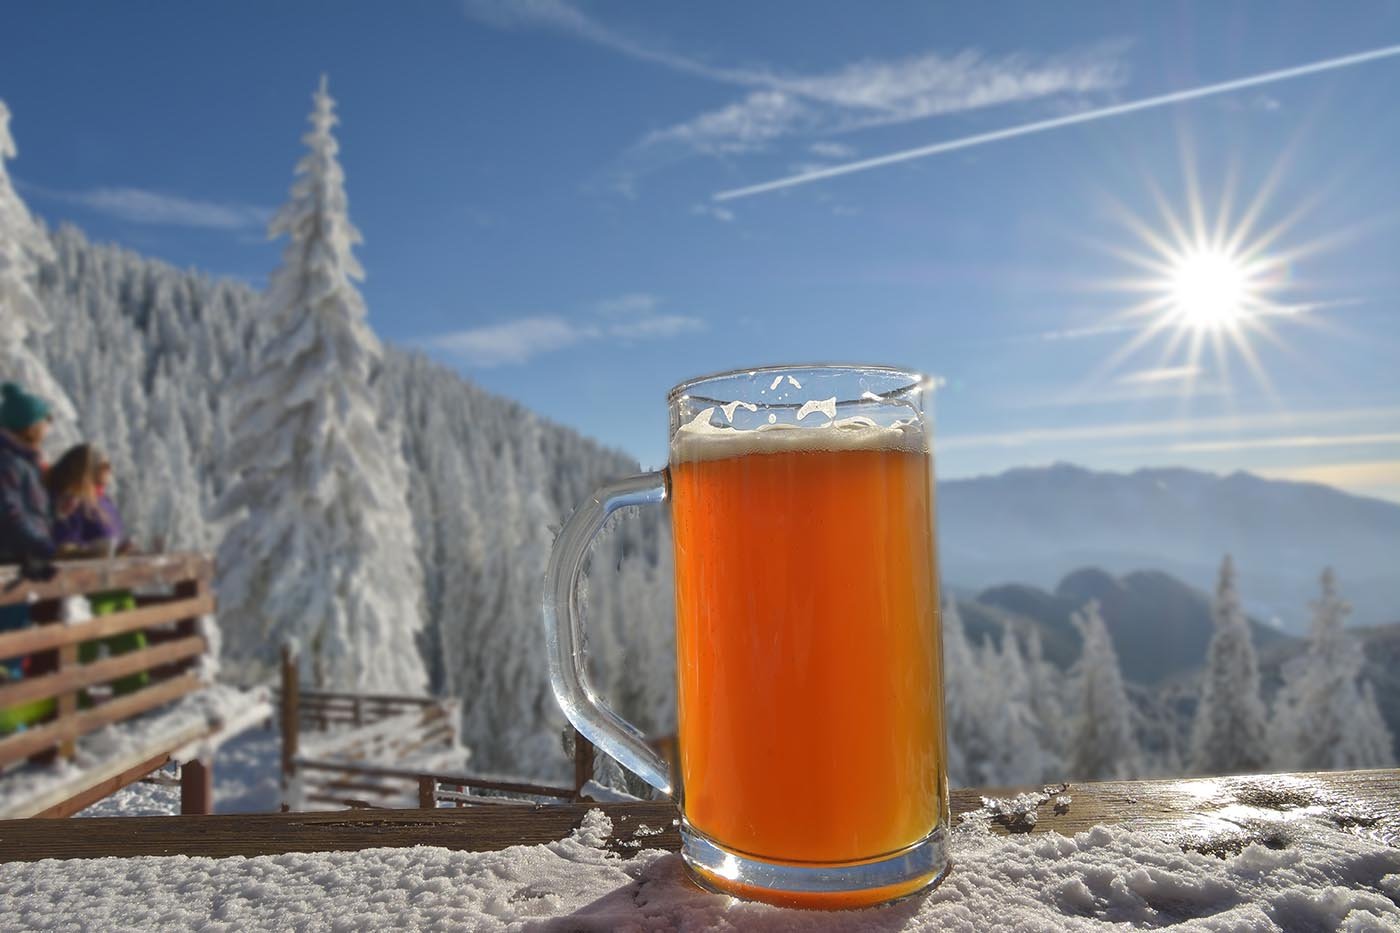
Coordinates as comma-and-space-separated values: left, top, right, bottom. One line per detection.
670, 424, 947, 869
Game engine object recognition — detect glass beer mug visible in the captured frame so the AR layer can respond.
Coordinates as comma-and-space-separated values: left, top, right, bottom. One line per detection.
544, 365, 950, 908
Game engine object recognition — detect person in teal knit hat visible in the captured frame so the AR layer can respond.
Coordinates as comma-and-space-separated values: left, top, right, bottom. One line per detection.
0, 382, 57, 733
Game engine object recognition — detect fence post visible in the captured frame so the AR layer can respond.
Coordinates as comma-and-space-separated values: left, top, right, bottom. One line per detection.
181, 759, 213, 815
573, 728, 595, 798
418, 775, 436, 810
280, 644, 299, 811
24, 598, 71, 764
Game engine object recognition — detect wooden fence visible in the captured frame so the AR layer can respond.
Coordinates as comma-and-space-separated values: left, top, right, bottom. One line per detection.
0, 554, 218, 817
279, 646, 472, 809
277, 647, 632, 810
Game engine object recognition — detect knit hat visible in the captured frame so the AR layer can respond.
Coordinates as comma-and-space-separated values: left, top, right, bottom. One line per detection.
0, 383, 51, 432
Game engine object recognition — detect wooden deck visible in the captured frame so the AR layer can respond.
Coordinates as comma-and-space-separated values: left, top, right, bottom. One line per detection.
0, 768, 1394, 863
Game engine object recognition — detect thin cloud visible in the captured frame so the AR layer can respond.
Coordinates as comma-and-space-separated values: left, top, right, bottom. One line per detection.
423, 315, 598, 367
28, 183, 272, 231
464, 1, 1129, 162
640, 45, 1128, 158
691, 202, 735, 222
809, 141, 857, 159
1117, 365, 1202, 385
421, 292, 704, 366
1111, 432, 1400, 455
1253, 459, 1400, 501
461, 0, 761, 85
941, 406, 1400, 451
594, 292, 659, 316
714, 41, 1400, 200
609, 313, 702, 339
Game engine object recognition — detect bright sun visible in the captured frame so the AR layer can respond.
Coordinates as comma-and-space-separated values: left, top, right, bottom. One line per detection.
1168, 248, 1253, 330
1089, 162, 1323, 399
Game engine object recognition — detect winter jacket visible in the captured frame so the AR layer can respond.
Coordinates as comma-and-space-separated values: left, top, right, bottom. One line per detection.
0, 431, 54, 565
52, 493, 123, 549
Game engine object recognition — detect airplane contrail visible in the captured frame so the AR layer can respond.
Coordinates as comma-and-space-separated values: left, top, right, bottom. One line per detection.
713, 43, 1400, 202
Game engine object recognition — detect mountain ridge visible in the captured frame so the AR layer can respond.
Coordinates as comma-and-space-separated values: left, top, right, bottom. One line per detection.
938, 461, 1400, 630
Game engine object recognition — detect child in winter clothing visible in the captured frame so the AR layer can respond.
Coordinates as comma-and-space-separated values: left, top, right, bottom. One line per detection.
0, 382, 56, 732
48, 444, 128, 556
45, 443, 146, 697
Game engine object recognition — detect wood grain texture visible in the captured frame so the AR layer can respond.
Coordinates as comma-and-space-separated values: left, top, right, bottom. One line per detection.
0, 769, 1394, 863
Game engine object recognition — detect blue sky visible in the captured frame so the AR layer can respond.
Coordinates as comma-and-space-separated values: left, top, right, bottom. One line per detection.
4, 1, 1400, 498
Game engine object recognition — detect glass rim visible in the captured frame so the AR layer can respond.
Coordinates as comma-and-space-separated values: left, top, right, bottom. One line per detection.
667, 362, 932, 405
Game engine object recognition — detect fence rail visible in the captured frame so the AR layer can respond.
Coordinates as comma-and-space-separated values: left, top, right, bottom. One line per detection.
5, 768, 1395, 863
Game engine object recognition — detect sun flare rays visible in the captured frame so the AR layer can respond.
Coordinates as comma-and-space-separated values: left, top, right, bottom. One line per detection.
1081, 156, 1345, 404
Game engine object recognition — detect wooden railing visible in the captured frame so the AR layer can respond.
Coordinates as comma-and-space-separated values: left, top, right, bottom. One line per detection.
276, 647, 627, 809
5, 768, 1395, 865
279, 646, 473, 809
0, 555, 214, 786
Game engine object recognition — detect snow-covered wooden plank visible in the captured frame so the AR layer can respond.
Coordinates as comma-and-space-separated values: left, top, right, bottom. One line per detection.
2, 768, 1395, 863
1, 718, 211, 820
0, 554, 213, 608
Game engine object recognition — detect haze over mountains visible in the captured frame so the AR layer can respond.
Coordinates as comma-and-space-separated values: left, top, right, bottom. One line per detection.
939, 463, 1400, 631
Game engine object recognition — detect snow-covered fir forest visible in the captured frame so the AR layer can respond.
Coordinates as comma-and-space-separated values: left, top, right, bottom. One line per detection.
2, 89, 1392, 787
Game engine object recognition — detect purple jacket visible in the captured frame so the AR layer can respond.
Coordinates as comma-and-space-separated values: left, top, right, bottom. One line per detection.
0, 430, 54, 564
53, 493, 124, 549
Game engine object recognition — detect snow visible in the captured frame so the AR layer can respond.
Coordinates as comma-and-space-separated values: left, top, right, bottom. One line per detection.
578, 779, 642, 803
78, 723, 283, 817
3, 808, 1397, 930
0, 684, 268, 818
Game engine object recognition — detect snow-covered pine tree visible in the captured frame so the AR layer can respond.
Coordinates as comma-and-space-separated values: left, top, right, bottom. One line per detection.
1189, 555, 1270, 775
1023, 627, 1067, 779
978, 631, 1048, 785
0, 99, 76, 451
216, 76, 427, 693
1270, 568, 1394, 770
939, 594, 976, 786
1067, 600, 1143, 781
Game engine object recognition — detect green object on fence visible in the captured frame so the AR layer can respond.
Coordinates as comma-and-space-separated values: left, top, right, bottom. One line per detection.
80, 590, 149, 698
0, 697, 55, 735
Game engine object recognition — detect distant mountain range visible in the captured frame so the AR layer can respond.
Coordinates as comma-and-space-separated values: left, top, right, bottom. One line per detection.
956, 566, 1400, 759
939, 463, 1400, 631
957, 567, 1291, 684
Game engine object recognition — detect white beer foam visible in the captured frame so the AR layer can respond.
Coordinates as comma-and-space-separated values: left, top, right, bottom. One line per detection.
672, 406, 927, 462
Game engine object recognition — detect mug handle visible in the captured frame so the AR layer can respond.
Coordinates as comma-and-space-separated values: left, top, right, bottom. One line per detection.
543, 470, 672, 795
